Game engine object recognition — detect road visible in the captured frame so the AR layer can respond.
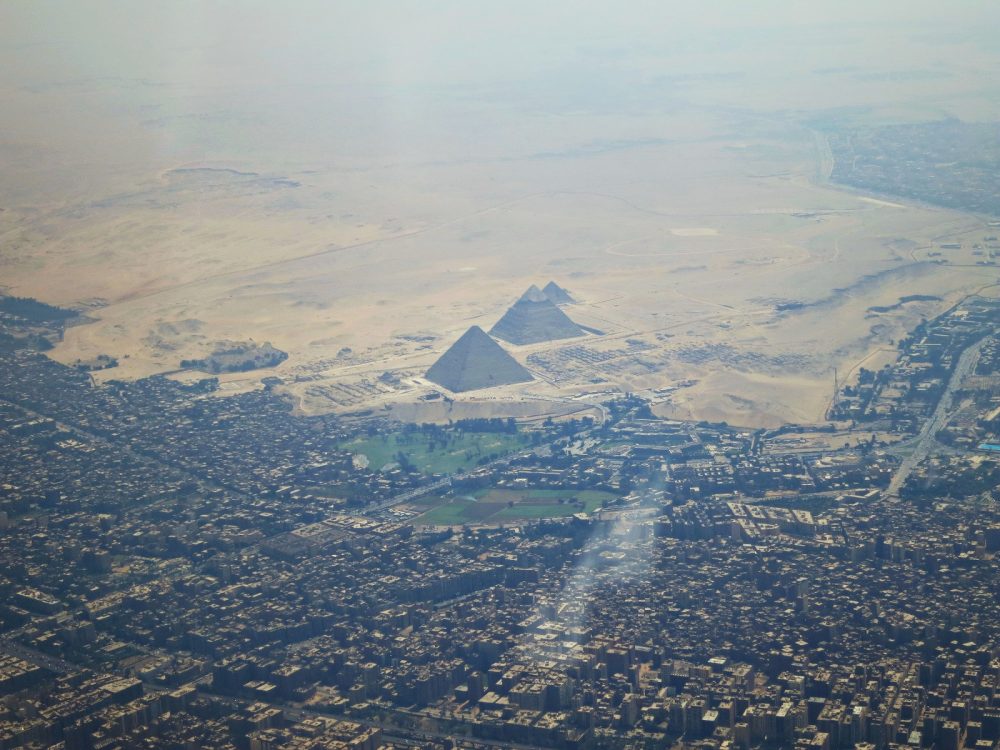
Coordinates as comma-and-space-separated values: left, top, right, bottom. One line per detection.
886, 335, 991, 496
281, 702, 556, 750
0, 639, 78, 676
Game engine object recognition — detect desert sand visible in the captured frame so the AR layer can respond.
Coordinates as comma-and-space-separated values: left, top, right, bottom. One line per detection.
8, 132, 991, 428
3, 5, 999, 427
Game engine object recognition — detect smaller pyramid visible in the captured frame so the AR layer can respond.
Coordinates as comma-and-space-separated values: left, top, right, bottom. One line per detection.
425, 326, 533, 393
519, 284, 549, 303
542, 280, 574, 305
490, 285, 586, 345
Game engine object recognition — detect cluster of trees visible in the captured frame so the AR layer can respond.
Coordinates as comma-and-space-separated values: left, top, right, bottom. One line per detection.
0, 296, 76, 323
394, 451, 416, 472
0, 330, 52, 353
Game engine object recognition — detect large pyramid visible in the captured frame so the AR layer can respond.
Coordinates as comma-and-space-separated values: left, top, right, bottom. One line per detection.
489, 285, 586, 345
542, 280, 574, 305
425, 326, 533, 393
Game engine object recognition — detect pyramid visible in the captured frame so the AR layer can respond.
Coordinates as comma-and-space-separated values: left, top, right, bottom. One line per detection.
425, 326, 533, 393
489, 285, 586, 345
542, 280, 574, 305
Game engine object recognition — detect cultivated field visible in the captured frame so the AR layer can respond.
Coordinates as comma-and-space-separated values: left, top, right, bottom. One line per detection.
410, 488, 614, 526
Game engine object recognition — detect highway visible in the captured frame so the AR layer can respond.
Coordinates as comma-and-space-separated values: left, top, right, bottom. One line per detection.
0, 639, 77, 676
886, 334, 991, 496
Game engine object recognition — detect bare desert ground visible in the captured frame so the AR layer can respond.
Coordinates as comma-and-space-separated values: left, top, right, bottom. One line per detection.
3, 5, 1000, 427
8, 128, 993, 428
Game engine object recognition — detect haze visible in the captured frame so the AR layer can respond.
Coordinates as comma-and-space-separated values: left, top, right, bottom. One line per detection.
3, 0, 1000, 426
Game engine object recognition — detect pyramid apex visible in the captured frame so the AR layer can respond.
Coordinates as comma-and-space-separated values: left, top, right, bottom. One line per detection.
491, 284, 586, 345
542, 280, 574, 304
425, 326, 533, 393
518, 284, 548, 303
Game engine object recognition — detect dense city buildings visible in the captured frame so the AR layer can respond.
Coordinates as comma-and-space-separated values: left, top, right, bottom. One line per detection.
5, 2, 1000, 748
1, 295, 998, 749
828, 121, 1000, 218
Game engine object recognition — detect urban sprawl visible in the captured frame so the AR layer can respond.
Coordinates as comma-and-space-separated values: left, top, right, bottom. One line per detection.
0, 290, 999, 750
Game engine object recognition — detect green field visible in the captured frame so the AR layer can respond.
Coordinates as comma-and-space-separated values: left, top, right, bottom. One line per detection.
342, 431, 528, 475
413, 488, 614, 526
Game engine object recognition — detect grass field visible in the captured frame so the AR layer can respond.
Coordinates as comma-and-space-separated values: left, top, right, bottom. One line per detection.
342, 431, 529, 475
413, 488, 614, 526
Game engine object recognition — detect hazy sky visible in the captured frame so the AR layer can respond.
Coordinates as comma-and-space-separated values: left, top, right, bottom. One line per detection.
4, 1, 999, 91
3, 1, 998, 412
2, 1, 999, 195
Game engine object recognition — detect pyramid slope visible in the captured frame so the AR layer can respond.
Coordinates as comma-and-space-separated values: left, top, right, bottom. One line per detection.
425, 326, 533, 393
518, 284, 549, 304
542, 281, 574, 304
490, 287, 586, 345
